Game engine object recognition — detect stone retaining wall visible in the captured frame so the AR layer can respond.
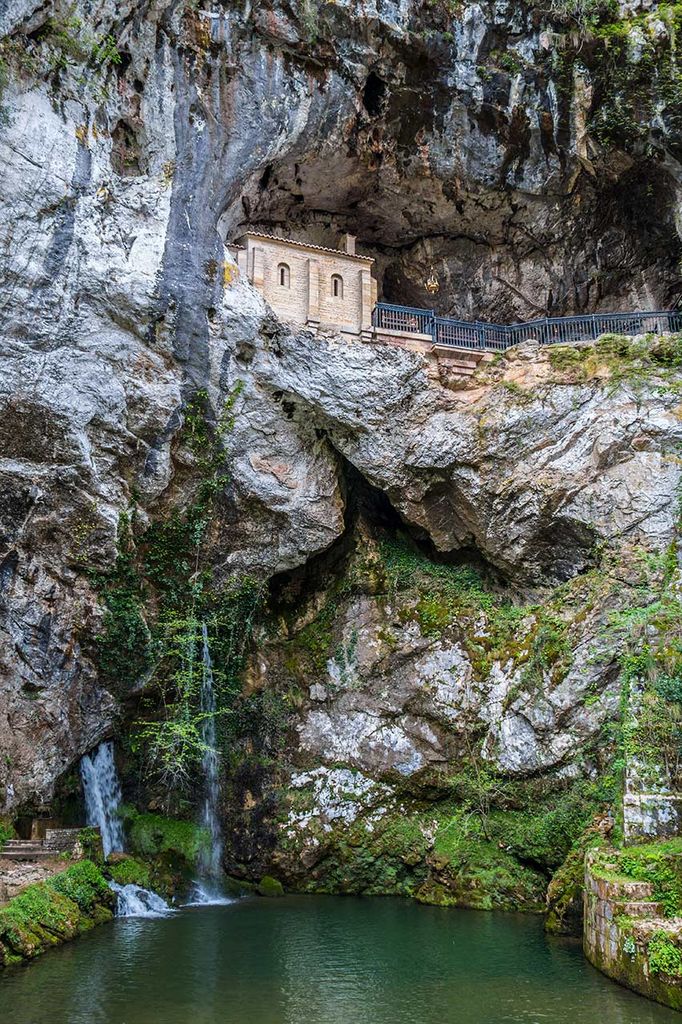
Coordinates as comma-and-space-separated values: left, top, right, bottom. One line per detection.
583, 850, 682, 1011
43, 828, 84, 855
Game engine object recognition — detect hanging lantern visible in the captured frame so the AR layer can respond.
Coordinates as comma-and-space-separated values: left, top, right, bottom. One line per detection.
425, 266, 440, 295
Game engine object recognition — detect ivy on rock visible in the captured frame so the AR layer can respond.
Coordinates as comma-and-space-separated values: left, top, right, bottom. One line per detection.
90, 384, 264, 801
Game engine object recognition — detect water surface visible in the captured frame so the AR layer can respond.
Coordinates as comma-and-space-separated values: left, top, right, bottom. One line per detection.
0, 895, 679, 1024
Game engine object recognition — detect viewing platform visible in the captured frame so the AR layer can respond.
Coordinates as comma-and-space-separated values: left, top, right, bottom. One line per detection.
372, 303, 682, 354
230, 231, 682, 369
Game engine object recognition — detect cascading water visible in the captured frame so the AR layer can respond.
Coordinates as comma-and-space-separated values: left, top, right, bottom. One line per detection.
199, 622, 223, 875
80, 740, 172, 918
80, 740, 125, 858
191, 623, 231, 905
108, 882, 172, 918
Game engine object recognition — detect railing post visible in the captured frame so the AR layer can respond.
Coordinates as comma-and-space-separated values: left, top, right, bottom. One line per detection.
591, 314, 598, 340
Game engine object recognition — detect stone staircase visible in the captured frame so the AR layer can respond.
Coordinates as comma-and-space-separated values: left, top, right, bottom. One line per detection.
433, 347, 489, 377
0, 839, 58, 862
584, 848, 682, 1012
0, 828, 90, 862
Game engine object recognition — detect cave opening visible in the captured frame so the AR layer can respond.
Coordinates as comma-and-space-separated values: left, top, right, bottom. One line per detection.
268, 457, 507, 615
362, 71, 387, 118
221, 135, 682, 323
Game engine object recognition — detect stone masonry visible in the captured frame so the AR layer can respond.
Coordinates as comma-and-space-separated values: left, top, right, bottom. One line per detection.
230, 233, 377, 338
584, 849, 682, 1011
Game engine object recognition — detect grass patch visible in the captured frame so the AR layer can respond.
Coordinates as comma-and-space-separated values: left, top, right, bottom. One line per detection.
618, 838, 682, 916
648, 931, 682, 976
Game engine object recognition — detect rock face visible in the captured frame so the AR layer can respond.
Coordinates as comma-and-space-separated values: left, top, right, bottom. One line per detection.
1, 0, 682, 908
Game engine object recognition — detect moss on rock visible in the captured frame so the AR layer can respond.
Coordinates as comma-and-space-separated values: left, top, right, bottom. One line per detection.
106, 855, 152, 890
0, 861, 114, 967
125, 810, 210, 867
258, 875, 284, 897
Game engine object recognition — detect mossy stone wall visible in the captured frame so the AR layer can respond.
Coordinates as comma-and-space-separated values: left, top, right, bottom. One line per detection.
584, 847, 682, 1011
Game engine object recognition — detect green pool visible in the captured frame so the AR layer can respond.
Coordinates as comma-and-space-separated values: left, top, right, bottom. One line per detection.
0, 895, 679, 1024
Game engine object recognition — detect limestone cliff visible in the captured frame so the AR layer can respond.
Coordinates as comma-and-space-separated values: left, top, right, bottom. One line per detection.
2, 0, 682, 912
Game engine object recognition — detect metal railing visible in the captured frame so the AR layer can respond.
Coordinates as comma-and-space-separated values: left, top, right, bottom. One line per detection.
372, 303, 682, 352
373, 302, 435, 337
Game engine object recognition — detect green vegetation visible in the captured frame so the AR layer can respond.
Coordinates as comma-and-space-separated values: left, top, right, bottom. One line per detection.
548, 334, 682, 391
291, 807, 431, 899
618, 838, 682, 916
91, 509, 154, 693
283, 764, 612, 912
548, 0, 619, 33
257, 875, 285, 897
299, 0, 319, 41
78, 826, 104, 864
0, 820, 14, 848
546, 841, 600, 934
487, 49, 525, 75
536, 4, 682, 153
272, 513, 682, 919
0, 15, 123, 113
90, 386, 264, 797
378, 535, 577, 685
49, 860, 111, 912
36, 16, 122, 73
106, 856, 152, 889
0, 862, 113, 966
125, 810, 210, 867
274, 533, 651, 911
648, 931, 682, 977
609, 567, 682, 791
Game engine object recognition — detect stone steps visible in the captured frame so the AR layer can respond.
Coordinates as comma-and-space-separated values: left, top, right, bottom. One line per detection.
617, 900, 665, 918
434, 350, 484, 377
1, 851, 61, 861
0, 839, 54, 861
0, 828, 89, 862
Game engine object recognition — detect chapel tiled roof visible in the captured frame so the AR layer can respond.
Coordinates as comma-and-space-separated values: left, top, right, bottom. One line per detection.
235, 231, 374, 262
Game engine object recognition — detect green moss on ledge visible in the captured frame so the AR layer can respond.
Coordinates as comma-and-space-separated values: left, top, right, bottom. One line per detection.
106, 855, 152, 889
547, 334, 682, 390
0, 819, 15, 848
618, 838, 682, 916
125, 809, 210, 868
0, 861, 113, 967
276, 772, 610, 912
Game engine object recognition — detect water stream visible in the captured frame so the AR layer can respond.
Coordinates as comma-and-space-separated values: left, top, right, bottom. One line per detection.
79, 740, 125, 858
79, 740, 170, 918
0, 897, 679, 1024
192, 623, 226, 904
108, 882, 173, 919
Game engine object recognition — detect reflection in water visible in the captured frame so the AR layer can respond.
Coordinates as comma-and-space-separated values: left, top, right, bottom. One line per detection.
0, 896, 679, 1024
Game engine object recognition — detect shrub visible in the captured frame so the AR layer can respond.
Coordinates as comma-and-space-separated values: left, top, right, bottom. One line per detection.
648, 932, 682, 976
49, 860, 110, 912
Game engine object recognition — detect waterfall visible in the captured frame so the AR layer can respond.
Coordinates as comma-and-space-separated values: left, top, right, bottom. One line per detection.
199, 622, 223, 876
80, 740, 125, 858
189, 622, 228, 904
109, 881, 173, 918
80, 742, 176, 917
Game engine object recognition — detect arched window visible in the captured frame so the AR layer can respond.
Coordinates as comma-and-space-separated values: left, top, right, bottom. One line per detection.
277, 262, 290, 288
331, 274, 344, 299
